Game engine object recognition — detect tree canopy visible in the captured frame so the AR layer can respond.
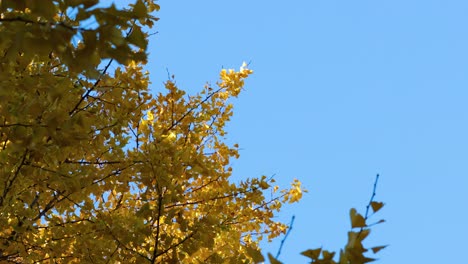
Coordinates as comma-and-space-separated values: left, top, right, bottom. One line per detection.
0, 1, 383, 263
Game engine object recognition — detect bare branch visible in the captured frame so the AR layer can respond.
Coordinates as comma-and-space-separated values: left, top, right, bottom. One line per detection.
275, 215, 295, 259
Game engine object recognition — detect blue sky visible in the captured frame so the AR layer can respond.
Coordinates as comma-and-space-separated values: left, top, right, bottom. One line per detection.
139, 1, 468, 263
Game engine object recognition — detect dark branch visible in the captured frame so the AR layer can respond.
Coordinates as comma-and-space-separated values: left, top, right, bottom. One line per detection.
364, 174, 380, 221
358, 173, 380, 237
275, 215, 295, 259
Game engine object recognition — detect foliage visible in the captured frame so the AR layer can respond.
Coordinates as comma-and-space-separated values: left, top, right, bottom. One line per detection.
269, 175, 386, 264
0, 1, 304, 263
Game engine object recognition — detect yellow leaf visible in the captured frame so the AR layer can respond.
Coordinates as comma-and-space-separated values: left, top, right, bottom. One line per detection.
245, 246, 264, 263
301, 248, 322, 260
147, 110, 154, 121
371, 245, 387, 254
136, 203, 151, 218
30, 0, 56, 19
350, 208, 366, 228
133, 0, 147, 18
371, 201, 384, 213
321, 250, 335, 260
128, 26, 147, 49
267, 253, 283, 264
82, 0, 99, 8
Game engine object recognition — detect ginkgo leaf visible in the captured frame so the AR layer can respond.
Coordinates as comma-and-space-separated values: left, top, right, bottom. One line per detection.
350, 208, 367, 228
321, 250, 336, 260
364, 257, 376, 263
370, 201, 384, 213
82, 0, 99, 8
245, 246, 265, 263
147, 110, 154, 121
301, 248, 322, 260
267, 253, 283, 264
136, 203, 151, 217
30, 0, 56, 19
127, 26, 147, 49
133, 0, 148, 18
371, 245, 387, 254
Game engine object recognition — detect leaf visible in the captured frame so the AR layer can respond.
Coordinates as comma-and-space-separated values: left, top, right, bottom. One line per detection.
321, 250, 336, 261
82, 0, 99, 9
127, 26, 147, 49
370, 201, 384, 213
363, 257, 376, 263
0, 1, 310, 262
30, 0, 56, 19
2, 0, 26, 10
267, 253, 283, 264
245, 246, 264, 263
136, 203, 151, 218
133, 0, 147, 18
371, 245, 387, 254
301, 248, 322, 260
350, 208, 367, 228
146, 110, 154, 122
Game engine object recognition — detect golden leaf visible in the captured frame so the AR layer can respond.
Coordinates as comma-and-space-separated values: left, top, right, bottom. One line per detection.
350, 208, 367, 228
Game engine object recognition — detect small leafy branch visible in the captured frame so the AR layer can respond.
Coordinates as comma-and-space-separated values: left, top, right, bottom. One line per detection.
268, 174, 386, 264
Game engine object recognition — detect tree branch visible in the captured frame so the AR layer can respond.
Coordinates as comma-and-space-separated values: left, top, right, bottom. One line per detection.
275, 215, 295, 259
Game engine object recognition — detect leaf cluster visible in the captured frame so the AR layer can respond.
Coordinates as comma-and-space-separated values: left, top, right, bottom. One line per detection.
0, 1, 305, 263
267, 176, 386, 264
0, 0, 159, 78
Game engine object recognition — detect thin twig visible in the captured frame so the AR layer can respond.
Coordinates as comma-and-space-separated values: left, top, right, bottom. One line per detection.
69, 22, 136, 116
358, 174, 380, 237
363, 174, 380, 221
275, 215, 295, 259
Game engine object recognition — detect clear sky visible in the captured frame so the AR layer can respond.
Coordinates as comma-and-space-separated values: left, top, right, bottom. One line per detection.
139, 1, 468, 263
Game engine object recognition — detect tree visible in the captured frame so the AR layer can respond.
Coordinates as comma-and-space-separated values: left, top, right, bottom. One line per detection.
0, 1, 384, 263
0, 1, 303, 262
